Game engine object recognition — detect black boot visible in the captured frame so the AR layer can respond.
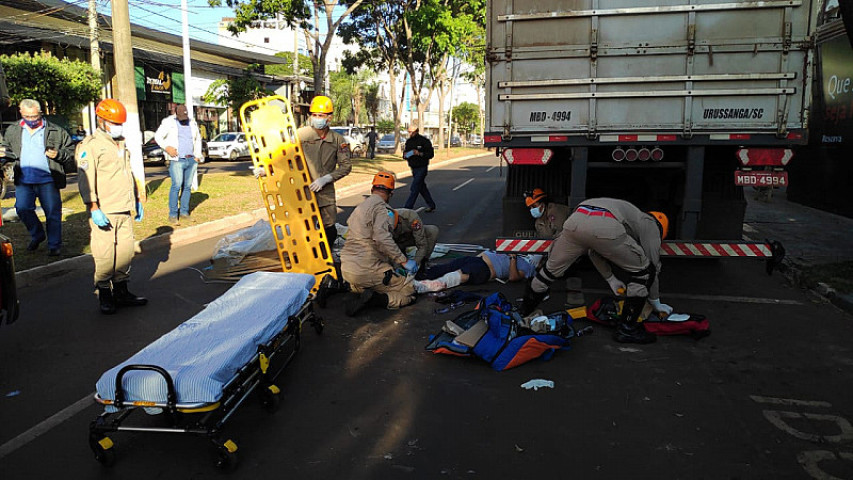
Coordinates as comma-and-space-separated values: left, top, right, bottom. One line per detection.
112, 281, 148, 307
520, 281, 548, 316
315, 274, 349, 308
613, 296, 656, 344
345, 288, 389, 317
98, 286, 117, 315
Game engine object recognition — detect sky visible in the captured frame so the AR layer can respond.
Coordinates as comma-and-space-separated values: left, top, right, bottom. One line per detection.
100, 0, 238, 45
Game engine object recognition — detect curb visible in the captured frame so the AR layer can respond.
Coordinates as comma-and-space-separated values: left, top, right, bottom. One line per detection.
14, 151, 490, 289
776, 259, 853, 317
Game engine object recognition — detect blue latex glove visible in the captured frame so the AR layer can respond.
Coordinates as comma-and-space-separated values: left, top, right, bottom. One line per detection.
648, 298, 673, 316
403, 259, 419, 274
91, 209, 110, 228
134, 201, 144, 222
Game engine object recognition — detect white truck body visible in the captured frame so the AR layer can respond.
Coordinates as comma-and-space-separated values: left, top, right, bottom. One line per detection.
487, 0, 819, 143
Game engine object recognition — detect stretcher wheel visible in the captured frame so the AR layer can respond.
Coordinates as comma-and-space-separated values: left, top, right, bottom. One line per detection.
213, 439, 239, 470
259, 384, 281, 412
89, 434, 116, 466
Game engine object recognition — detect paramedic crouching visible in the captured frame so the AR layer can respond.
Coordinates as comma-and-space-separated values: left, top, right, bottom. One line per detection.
339, 172, 418, 316
520, 198, 673, 344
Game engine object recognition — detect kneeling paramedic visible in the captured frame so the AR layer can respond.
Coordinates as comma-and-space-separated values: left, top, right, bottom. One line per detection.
338, 172, 418, 316
389, 207, 439, 276
520, 198, 672, 344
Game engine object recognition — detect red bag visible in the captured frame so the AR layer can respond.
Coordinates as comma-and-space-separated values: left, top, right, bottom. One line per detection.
643, 313, 711, 339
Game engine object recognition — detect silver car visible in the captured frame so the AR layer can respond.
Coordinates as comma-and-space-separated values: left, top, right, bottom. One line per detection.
376, 134, 397, 154
207, 132, 249, 161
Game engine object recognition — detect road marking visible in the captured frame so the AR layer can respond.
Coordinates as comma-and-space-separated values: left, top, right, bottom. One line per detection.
583, 288, 803, 305
750, 395, 832, 407
486, 165, 497, 172
0, 393, 93, 459
453, 178, 474, 191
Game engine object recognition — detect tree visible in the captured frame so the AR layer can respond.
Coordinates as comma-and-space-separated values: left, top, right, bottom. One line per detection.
266, 51, 313, 77
211, 0, 365, 95
363, 82, 380, 125
0, 52, 101, 117
202, 66, 273, 118
376, 119, 394, 133
451, 101, 478, 134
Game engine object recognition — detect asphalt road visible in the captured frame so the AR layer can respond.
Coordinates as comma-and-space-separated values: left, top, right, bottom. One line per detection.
1, 154, 852, 479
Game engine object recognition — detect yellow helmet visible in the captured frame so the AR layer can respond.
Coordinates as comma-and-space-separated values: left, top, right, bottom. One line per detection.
649, 211, 669, 239
309, 95, 333, 114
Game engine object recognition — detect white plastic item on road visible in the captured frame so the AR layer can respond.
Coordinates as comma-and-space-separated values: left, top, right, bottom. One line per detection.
520, 379, 554, 391
211, 219, 276, 266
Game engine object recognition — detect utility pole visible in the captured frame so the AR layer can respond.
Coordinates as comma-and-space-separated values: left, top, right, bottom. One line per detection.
87, 0, 101, 132
110, 0, 146, 199
181, 0, 193, 118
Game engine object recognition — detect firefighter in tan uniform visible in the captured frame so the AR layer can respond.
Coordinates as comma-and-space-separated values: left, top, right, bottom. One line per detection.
525, 188, 571, 238
389, 207, 439, 274
76, 99, 147, 315
297, 95, 352, 245
339, 172, 418, 316
520, 198, 673, 344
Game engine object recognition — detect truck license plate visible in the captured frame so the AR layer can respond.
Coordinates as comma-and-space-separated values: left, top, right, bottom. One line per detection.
734, 171, 788, 186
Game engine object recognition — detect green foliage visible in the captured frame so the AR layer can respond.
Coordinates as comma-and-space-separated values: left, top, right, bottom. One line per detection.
208, 0, 309, 35
451, 102, 479, 133
329, 69, 374, 125
363, 82, 380, 124
202, 66, 273, 115
0, 52, 101, 116
266, 51, 313, 77
376, 119, 395, 133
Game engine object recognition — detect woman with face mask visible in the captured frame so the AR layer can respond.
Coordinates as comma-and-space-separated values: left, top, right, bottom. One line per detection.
525, 188, 571, 239
296, 95, 352, 250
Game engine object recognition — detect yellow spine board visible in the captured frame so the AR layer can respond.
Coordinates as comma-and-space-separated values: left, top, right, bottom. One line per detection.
239, 96, 336, 292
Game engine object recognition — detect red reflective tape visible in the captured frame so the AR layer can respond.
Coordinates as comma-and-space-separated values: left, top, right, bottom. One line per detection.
730, 134, 751, 140
618, 135, 638, 142
746, 243, 765, 256
549, 136, 568, 142
661, 243, 676, 255
657, 135, 677, 141
711, 243, 729, 256
694, 243, 713, 256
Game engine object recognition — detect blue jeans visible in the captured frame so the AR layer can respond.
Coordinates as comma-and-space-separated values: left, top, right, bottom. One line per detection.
422, 256, 491, 284
403, 166, 436, 210
169, 157, 197, 217
15, 182, 62, 249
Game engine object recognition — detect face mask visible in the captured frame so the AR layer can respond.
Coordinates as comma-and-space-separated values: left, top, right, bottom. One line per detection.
106, 123, 123, 139
529, 206, 543, 218
23, 117, 42, 128
310, 116, 330, 130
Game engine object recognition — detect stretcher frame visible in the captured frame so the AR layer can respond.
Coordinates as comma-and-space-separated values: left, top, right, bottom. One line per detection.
88, 301, 323, 470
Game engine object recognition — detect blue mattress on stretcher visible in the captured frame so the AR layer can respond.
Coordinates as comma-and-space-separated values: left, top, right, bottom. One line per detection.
95, 272, 315, 408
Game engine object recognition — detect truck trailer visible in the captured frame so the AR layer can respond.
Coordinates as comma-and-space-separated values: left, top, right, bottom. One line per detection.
486, 0, 821, 241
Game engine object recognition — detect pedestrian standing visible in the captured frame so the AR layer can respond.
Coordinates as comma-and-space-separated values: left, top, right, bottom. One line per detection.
76, 99, 147, 315
0, 99, 75, 256
297, 95, 352, 246
520, 198, 672, 344
402, 120, 436, 212
340, 172, 418, 317
366, 126, 378, 159
154, 104, 203, 225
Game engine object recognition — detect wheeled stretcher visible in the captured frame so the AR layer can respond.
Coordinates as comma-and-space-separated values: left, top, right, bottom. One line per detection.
89, 272, 322, 469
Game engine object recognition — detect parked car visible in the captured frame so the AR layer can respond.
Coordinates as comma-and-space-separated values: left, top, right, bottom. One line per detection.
449, 136, 462, 147
330, 126, 365, 157
142, 138, 209, 166
0, 233, 20, 328
376, 134, 397, 154
468, 134, 482, 146
207, 132, 249, 161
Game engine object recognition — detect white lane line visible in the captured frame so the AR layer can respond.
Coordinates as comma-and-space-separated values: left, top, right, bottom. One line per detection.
486, 165, 497, 173
0, 393, 94, 459
453, 178, 474, 191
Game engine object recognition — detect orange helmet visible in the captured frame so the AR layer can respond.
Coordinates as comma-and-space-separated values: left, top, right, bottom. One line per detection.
524, 188, 547, 207
372, 171, 395, 192
387, 209, 399, 229
95, 99, 127, 124
309, 95, 333, 114
649, 211, 669, 239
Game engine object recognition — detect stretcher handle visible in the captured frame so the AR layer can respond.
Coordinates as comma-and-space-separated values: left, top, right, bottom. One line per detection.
114, 364, 177, 411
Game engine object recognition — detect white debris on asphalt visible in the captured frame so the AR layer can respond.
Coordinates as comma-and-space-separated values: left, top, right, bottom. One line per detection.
521, 379, 554, 391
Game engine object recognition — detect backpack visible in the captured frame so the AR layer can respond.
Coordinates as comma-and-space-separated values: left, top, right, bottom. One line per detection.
426, 292, 575, 371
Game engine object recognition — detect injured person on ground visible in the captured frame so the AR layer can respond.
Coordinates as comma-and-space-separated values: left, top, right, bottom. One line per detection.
412, 251, 544, 293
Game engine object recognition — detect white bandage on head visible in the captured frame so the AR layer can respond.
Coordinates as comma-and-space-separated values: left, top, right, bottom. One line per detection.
439, 270, 463, 289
